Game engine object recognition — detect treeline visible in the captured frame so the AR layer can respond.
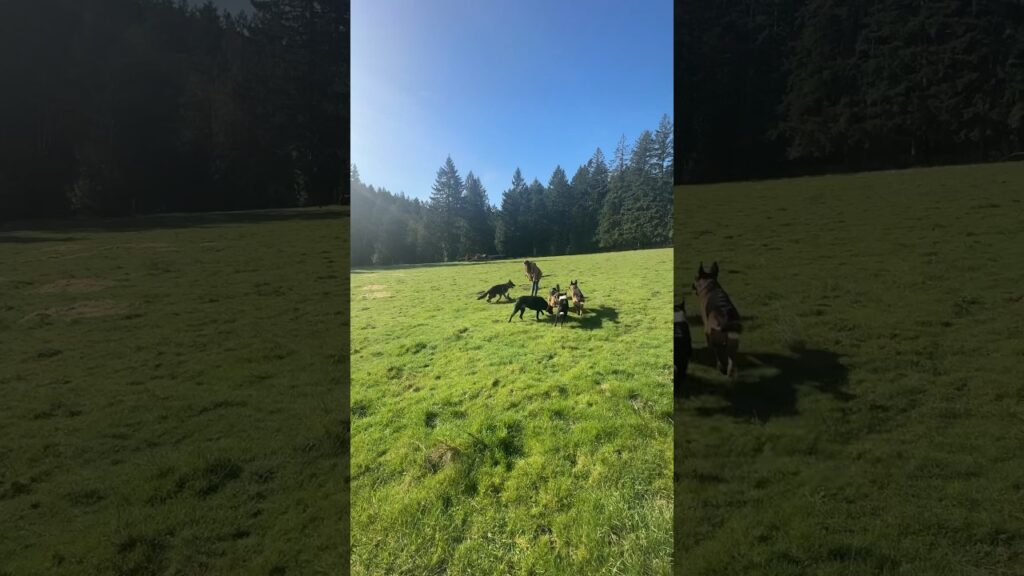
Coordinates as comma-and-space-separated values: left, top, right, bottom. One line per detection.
0, 0, 347, 221
351, 115, 674, 266
680, 0, 1024, 183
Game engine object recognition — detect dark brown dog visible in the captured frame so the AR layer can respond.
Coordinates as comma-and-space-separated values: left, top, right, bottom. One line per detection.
675, 300, 692, 397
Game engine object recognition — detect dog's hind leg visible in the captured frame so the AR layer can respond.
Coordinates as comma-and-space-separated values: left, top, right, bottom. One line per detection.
727, 332, 740, 380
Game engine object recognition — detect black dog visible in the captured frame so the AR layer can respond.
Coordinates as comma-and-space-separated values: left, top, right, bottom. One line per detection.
674, 301, 692, 398
553, 294, 570, 327
478, 280, 515, 302
508, 295, 553, 322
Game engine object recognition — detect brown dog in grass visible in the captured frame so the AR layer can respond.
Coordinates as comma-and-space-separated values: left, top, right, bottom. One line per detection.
568, 279, 585, 315
547, 285, 562, 311
693, 262, 742, 380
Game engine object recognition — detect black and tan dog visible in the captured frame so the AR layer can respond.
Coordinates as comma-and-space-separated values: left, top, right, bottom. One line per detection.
693, 262, 742, 379
547, 285, 562, 311
477, 280, 516, 302
508, 295, 553, 322
568, 280, 585, 315
552, 294, 570, 327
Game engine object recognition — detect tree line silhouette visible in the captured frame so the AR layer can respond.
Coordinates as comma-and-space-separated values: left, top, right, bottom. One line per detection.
679, 0, 1024, 184
351, 115, 673, 266
0, 0, 347, 222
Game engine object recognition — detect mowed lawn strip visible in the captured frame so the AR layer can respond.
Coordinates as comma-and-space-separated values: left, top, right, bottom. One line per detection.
351, 248, 673, 575
675, 163, 1024, 575
0, 208, 348, 575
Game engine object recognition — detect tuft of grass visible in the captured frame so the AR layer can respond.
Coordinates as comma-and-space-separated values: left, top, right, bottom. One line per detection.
0, 207, 348, 575
675, 163, 1024, 575
351, 248, 673, 575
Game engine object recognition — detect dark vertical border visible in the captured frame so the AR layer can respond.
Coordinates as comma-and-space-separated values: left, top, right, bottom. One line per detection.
341, 0, 352, 569
673, 1, 685, 573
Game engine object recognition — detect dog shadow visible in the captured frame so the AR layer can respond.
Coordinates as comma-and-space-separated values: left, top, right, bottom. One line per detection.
684, 313, 760, 328
680, 342, 853, 422
570, 306, 619, 330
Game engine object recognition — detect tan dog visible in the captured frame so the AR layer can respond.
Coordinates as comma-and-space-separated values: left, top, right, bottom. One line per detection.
547, 285, 562, 310
568, 279, 585, 315
524, 260, 543, 296
693, 262, 742, 380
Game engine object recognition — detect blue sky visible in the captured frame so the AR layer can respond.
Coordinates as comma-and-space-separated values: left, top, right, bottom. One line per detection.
352, 0, 673, 205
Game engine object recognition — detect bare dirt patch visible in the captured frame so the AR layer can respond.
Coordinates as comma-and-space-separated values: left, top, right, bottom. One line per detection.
22, 300, 128, 322
360, 284, 390, 299
37, 278, 113, 294
424, 442, 460, 474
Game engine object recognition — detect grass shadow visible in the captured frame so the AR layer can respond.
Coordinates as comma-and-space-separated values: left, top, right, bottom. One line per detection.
353, 260, 510, 272
352, 261, 570, 275
685, 313, 761, 327
568, 305, 619, 330
683, 343, 853, 422
0, 235, 79, 244
484, 297, 516, 304
1, 206, 347, 234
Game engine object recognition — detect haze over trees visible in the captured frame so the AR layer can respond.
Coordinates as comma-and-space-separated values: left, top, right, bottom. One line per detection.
0, 0, 347, 222
679, 0, 1024, 183
351, 115, 674, 266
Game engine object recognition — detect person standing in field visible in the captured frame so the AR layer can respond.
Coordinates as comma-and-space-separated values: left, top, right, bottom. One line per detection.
524, 260, 542, 296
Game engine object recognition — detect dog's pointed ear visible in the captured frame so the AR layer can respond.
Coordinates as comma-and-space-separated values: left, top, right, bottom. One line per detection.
710, 261, 719, 278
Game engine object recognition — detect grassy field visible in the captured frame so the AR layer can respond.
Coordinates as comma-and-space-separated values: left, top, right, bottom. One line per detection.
675, 163, 1024, 575
0, 208, 348, 575
350, 249, 673, 575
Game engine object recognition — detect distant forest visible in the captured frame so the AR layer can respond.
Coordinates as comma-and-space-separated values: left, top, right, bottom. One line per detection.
679, 0, 1024, 183
0, 0, 347, 222
351, 116, 674, 266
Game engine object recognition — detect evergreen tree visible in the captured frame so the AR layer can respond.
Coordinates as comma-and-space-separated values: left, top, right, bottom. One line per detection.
462, 172, 495, 256
496, 167, 528, 257
428, 156, 465, 261
568, 163, 593, 252
546, 165, 573, 254
526, 179, 549, 257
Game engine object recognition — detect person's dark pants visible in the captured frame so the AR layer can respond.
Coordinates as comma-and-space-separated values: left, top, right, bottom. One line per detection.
531, 280, 540, 296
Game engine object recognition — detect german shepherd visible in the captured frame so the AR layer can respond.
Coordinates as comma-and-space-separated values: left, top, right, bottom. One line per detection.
568, 279, 585, 315
547, 285, 562, 310
477, 280, 515, 302
508, 295, 553, 322
674, 300, 692, 398
693, 262, 742, 379
553, 294, 570, 327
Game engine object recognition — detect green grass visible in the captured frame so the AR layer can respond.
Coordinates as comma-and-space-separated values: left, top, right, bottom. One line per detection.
0, 208, 348, 575
675, 163, 1024, 575
350, 249, 673, 575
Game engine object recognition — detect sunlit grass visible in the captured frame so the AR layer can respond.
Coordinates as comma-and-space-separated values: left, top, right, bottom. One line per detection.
351, 248, 673, 575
